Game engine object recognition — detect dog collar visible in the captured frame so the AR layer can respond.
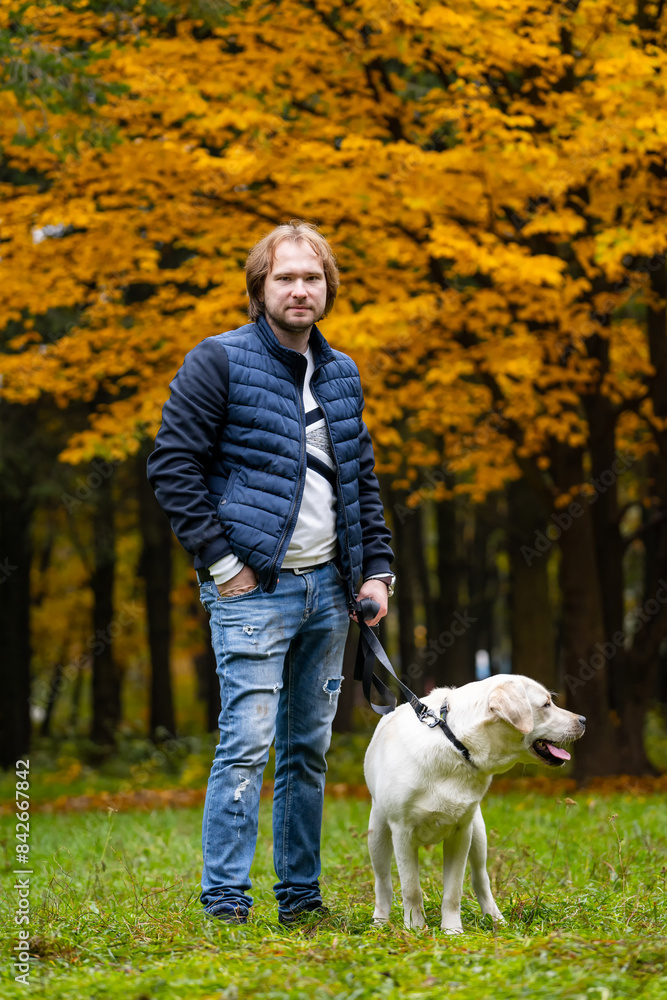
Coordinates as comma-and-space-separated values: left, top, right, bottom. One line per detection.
420, 700, 476, 767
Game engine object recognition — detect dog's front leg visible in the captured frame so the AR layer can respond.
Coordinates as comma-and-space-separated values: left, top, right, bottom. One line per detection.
441, 821, 473, 933
367, 803, 393, 923
468, 805, 504, 924
391, 824, 426, 929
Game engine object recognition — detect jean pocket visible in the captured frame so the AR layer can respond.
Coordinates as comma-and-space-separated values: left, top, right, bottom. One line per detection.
199, 580, 218, 613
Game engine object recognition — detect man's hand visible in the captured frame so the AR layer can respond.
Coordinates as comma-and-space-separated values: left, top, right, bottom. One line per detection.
216, 565, 258, 597
350, 578, 389, 627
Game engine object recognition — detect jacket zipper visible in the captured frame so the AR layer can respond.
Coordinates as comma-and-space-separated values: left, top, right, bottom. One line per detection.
309, 378, 355, 606
267, 361, 308, 589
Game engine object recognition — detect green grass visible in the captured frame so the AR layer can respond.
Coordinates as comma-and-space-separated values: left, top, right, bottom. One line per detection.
1, 788, 666, 999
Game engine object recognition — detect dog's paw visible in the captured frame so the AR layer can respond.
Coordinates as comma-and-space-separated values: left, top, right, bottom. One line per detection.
372, 916, 390, 926
441, 924, 464, 935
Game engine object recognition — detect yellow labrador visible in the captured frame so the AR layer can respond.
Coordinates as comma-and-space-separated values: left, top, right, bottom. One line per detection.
364, 673, 585, 932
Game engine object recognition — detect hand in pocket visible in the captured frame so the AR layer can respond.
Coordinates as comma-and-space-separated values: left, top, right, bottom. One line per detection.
216, 565, 258, 597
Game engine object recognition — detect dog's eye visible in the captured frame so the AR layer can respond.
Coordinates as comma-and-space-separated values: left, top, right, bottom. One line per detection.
543, 701, 551, 709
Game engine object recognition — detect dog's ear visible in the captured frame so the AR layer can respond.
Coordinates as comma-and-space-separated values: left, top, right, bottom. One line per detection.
488, 683, 534, 734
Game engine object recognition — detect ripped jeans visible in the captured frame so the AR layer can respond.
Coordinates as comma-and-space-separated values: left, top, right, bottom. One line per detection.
198, 560, 350, 919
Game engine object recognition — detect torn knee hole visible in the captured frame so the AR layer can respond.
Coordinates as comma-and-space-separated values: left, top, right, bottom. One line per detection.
323, 676, 343, 703
233, 776, 250, 801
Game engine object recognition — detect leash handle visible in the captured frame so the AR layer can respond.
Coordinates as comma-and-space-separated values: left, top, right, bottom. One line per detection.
356, 597, 380, 622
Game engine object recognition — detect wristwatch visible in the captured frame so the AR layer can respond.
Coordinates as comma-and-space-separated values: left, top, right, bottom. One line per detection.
366, 572, 396, 597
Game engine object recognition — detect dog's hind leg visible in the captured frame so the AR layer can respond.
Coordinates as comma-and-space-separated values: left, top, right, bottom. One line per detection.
368, 803, 393, 923
469, 805, 504, 924
391, 824, 426, 929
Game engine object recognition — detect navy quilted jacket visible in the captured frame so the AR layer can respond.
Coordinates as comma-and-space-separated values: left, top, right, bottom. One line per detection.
146, 315, 393, 604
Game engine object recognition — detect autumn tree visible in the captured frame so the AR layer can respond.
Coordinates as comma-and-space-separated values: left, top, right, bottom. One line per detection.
2, 0, 667, 778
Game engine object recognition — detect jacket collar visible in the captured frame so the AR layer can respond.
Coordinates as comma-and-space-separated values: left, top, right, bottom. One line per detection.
256, 313, 335, 371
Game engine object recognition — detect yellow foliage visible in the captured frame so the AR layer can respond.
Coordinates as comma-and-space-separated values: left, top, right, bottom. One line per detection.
0, 0, 665, 507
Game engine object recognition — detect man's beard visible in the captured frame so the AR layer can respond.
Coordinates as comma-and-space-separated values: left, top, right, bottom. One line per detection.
267, 304, 322, 332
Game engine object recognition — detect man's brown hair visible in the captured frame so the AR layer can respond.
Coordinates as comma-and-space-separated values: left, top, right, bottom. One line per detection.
245, 219, 340, 322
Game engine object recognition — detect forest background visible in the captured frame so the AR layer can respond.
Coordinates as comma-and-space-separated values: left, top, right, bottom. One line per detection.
2, 0, 667, 785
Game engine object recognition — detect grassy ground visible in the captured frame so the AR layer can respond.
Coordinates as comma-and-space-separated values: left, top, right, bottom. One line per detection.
1, 783, 666, 999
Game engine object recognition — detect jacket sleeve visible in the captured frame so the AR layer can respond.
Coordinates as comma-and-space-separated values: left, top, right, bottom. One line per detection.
146, 337, 233, 568
358, 389, 394, 579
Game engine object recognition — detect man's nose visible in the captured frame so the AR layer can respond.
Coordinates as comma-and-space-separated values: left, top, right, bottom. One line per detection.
291, 280, 307, 296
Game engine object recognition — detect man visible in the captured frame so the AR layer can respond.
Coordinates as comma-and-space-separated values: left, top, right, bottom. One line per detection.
147, 220, 395, 926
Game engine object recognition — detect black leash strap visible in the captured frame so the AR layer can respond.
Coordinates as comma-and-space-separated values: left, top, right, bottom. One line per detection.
353, 598, 475, 766
434, 702, 474, 765
354, 610, 424, 717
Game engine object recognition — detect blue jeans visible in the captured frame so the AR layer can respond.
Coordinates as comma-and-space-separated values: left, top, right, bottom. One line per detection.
198, 560, 350, 919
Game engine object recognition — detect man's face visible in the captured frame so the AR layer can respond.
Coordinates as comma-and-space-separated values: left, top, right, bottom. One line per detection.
262, 240, 327, 334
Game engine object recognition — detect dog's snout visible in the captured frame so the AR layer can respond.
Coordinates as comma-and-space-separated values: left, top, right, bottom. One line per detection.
578, 715, 586, 727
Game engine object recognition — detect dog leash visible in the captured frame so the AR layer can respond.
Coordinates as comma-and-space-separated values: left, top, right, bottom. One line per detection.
353, 598, 475, 766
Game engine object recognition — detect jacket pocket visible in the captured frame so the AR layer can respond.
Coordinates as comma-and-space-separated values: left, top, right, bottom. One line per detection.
217, 468, 240, 515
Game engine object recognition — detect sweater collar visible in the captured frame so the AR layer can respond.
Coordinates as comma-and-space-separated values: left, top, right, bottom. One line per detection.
256, 313, 335, 370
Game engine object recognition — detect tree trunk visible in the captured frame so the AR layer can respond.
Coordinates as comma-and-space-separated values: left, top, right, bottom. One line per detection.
507, 478, 556, 689
555, 446, 620, 780
0, 479, 33, 770
40, 658, 64, 737
137, 444, 175, 741
89, 472, 120, 749
434, 499, 475, 687
470, 506, 498, 672
623, 483, 664, 773
622, 255, 667, 770
68, 663, 85, 733
581, 327, 642, 763
412, 503, 437, 692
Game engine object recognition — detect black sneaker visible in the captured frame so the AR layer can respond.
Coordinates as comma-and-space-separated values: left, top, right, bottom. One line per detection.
278, 902, 330, 927
204, 902, 249, 925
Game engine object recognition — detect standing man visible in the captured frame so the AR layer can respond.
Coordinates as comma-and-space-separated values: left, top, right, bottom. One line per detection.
147, 220, 395, 926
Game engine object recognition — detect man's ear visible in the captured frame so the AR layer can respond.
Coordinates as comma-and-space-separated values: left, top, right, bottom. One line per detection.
488, 684, 534, 734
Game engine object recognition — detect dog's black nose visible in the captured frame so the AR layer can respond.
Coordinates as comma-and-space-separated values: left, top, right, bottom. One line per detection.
578, 715, 586, 726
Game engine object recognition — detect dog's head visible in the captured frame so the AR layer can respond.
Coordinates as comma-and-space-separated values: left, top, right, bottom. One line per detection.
485, 674, 585, 768
450, 674, 586, 773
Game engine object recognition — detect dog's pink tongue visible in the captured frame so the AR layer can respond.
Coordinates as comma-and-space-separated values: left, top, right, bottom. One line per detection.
547, 743, 570, 760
